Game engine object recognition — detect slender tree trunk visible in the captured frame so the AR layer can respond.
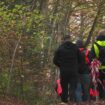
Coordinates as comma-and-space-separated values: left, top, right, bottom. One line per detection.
47, 0, 60, 65
84, 2, 102, 47
7, 35, 21, 94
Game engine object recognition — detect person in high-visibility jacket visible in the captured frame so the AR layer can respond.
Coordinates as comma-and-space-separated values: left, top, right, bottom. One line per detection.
89, 29, 105, 99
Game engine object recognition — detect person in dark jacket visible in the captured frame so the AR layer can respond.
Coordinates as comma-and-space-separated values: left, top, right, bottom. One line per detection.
89, 29, 105, 99
53, 35, 82, 103
76, 39, 91, 102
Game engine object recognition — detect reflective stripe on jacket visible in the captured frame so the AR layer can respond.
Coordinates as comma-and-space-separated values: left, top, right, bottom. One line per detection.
94, 41, 105, 69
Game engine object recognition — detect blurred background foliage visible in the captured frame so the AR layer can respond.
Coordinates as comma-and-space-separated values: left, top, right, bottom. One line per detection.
0, 0, 105, 105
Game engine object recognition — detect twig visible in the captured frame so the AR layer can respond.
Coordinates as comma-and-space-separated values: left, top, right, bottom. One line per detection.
7, 35, 21, 93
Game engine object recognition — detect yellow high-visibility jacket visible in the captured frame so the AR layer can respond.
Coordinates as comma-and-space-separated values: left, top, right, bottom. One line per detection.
94, 41, 105, 69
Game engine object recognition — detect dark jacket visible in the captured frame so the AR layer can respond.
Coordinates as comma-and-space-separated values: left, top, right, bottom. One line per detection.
76, 39, 90, 74
78, 48, 90, 74
53, 41, 82, 76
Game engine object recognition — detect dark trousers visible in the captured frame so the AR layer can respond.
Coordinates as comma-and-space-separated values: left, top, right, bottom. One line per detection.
75, 74, 90, 102
80, 74, 91, 101
98, 70, 105, 99
60, 72, 78, 102
75, 82, 82, 102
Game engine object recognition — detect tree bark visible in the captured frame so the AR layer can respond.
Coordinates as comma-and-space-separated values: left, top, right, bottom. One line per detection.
84, 1, 103, 47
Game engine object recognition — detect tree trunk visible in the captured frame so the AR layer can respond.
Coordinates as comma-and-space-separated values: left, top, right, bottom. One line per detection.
84, 2, 103, 47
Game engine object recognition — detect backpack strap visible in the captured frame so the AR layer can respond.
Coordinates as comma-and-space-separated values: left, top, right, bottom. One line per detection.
79, 48, 90, 64
79, 48, 84, 51
85, 50, 90, 64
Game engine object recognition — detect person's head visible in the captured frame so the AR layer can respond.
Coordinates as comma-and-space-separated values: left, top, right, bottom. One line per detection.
96, 29, 105, 41
62, 35, 70, 42
76, 39, 84, 48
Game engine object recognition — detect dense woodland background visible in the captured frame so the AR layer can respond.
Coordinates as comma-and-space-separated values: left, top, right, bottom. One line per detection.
0, 0, 105, 105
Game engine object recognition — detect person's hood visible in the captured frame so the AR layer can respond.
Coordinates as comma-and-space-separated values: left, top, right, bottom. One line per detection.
61, 41, 74, 49
96, 35, 105, 41
76, 39, 84, 48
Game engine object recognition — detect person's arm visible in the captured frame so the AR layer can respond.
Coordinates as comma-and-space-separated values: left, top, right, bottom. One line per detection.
77, 48, 83, 63
76, 48, 84, 73
53, 49, 60, 67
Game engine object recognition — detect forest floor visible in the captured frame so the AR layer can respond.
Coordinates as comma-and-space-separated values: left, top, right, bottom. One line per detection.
0, 96, 105, 105
0, 96, 28, 105
57, 100, 105, 105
